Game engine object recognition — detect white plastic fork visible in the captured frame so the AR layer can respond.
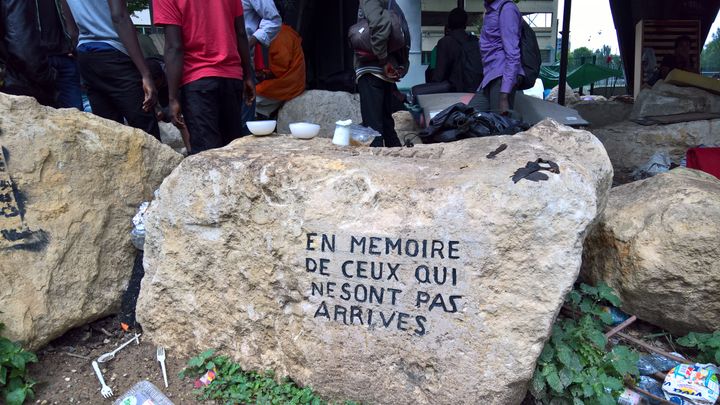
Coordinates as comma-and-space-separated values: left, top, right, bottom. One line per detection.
92, 360, 113, 398
156, 346, 168, 388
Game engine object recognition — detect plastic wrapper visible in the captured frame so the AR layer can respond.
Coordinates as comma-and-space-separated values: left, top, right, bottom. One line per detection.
632, 151, 672, 180
130, 202, 150, 250
599, 305, 630, 326
114, 380, 174, 405
638, 376, 665, 405
349, 124, 379, 146
618, 388, 644, 405
637, 352, 684, 376
662, 363, 719, 405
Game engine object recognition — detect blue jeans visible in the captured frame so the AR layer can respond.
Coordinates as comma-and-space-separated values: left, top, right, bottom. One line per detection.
49, 55, 83, 110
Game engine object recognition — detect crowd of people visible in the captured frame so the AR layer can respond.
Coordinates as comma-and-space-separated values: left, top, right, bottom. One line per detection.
0, 0, 530, 151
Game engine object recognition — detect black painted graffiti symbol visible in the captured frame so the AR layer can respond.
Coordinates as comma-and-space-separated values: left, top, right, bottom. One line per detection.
0, 146, 49, 251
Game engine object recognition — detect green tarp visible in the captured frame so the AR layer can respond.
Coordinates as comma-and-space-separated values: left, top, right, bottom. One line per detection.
540, 63, 624, 90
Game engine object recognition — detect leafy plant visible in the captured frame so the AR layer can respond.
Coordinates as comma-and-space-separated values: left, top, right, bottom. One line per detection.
0, 323, 37, 405
677, 330, 720, 365
530, 283, 640, 405
180, 349, 359, 405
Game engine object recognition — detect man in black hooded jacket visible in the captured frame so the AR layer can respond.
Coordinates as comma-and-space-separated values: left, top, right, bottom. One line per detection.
0, 0, 57, 106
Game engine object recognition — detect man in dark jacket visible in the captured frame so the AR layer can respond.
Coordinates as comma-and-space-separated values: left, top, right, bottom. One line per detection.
0, 0, 57, 106
355, 0, 409, 147
431, 8, 481, 92
38, 0, 82, 109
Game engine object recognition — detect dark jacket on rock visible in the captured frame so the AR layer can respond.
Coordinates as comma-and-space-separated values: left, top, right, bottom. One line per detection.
0, 0, 58, 105
354, 0, 409, 81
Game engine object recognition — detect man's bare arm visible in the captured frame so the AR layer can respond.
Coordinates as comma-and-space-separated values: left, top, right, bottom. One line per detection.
163, 25, 185, 127
234, 16, 255, 105
107, 0, 156, 111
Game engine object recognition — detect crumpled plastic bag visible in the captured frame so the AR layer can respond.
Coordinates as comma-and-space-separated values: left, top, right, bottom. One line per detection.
637, 352, 684, 376
130, 202, 150, 250
349, 124, 380, 146
633, 151, 672, 180
662, 363, 719, 405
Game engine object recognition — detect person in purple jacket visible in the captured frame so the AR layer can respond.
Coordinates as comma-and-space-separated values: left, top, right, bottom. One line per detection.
480, 0, 524, 113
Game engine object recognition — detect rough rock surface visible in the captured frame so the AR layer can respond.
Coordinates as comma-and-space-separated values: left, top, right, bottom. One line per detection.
0, 94, 182, 349
277, 90, 362, 138
393, 110, 421, 145
592, 119, 720, 183
631, 81, 720, 120
582, 168, 720, 335
137, 119, 612, 404
572, 100, 633, 128
159, 121, 186, 155
547, 84, 579, 105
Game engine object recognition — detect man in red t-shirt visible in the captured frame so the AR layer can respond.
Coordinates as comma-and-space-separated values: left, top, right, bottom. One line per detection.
153, 0, 255, 153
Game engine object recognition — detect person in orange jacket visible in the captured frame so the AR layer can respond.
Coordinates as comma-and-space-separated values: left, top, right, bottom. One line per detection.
255, 1, 305, 118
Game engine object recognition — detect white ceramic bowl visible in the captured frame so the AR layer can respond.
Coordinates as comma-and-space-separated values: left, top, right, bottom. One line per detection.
247, 120, 277, 136
289, 122, 320, 139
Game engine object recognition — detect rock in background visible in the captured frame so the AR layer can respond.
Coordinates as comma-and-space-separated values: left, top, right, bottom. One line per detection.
572, 100, 633, 129
0, 94, 182, 349
630, 81, 720, 120
393, 110, 421, 145
159, 121, 186, 155
137, 120, 612, 404
277, 90, 362, 138
546, 84, 579, 105
582, 168, 720, 336
592, 119, 719, 183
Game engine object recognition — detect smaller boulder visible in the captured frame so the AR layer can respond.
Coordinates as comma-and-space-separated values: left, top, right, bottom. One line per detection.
591, 119, 720, 184
582, 168, 720, 335
392, 110, 420, 145
630, 81, 720, 120
277, 90, 362, 138
547, 84, 579, 105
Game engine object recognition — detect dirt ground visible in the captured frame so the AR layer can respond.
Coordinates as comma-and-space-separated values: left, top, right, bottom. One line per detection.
25, 312, 688, 405
28, 316, 204, 405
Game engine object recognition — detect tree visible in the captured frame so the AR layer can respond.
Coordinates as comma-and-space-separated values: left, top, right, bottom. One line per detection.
127, 0, 149, 14
570, 46, 593, 62
701, 27, 720, 71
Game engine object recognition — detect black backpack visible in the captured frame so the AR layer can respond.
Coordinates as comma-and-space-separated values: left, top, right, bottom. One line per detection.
452, 34, 484, 93
500, 1, 542, 90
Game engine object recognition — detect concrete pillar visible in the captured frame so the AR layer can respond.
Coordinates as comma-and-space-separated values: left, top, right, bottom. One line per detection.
397, 0, 424, 90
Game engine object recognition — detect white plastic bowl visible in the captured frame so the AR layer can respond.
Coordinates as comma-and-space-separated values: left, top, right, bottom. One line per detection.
247, 120, 277, 136
289, 122, 320, 139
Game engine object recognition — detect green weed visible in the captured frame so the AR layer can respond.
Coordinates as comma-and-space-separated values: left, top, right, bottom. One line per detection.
0, 322, 37, 405
180, 349, 360, 405
677, 330, 720, 365
530, 283, 640, 405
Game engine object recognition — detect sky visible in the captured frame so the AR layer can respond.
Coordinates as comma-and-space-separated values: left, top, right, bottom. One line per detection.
557, 0, 720, 52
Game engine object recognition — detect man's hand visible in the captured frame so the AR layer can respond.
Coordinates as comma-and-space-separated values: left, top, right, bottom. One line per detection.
383, 63, 400, 81
141, 75, 158, 112
169, 98, 185, 129
499, 93, 511, 115
248, 35, 258, 49
244, 78, 256, 106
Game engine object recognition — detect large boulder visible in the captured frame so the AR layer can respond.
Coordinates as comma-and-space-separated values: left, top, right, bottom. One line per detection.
277, 90, 362, 138
137, 119, 612, 404
582, 168, 720, 335
0, 94, 182, 349
630, 81, 720, 120
592, 119, 720, 183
